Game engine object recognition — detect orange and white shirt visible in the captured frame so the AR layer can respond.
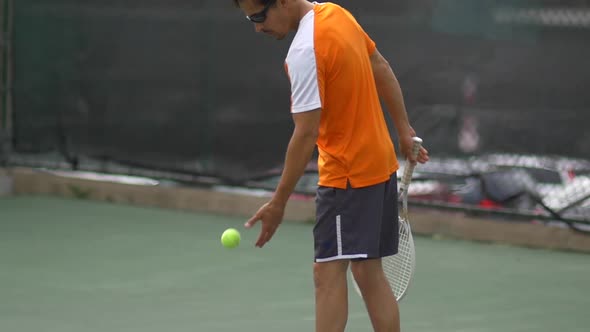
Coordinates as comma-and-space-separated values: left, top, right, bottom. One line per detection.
285, 2, 399, 189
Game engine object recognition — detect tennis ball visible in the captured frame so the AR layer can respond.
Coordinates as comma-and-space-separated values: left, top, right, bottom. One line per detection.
221, 228, 241, 249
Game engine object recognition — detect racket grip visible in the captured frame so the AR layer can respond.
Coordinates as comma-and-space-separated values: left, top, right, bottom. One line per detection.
400, 137, 423, 191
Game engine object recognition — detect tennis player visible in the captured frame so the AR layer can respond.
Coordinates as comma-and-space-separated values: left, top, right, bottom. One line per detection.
233, 1, 429, 331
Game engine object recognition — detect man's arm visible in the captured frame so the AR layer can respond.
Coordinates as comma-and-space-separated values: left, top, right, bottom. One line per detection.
272, 109, 321, 206
245, 108, 320, 247
370, 49, 416, 158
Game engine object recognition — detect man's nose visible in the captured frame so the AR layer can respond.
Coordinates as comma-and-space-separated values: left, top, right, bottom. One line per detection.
254, 23, 264, 33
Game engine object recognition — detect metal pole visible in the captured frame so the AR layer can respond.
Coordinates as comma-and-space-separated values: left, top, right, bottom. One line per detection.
1, 0, 13, 157
0, 0, 5, 131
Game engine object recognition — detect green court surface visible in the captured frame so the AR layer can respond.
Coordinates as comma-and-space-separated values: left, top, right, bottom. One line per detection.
1, 196, 589, 332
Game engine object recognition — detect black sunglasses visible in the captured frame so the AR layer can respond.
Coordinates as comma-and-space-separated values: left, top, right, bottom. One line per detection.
246, 0, 276, 23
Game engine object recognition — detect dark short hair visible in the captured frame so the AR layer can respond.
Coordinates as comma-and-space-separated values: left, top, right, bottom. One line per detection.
232, 0, 275, 7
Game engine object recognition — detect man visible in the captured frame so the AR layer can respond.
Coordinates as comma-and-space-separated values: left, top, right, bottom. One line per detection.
232, 1, 429, 331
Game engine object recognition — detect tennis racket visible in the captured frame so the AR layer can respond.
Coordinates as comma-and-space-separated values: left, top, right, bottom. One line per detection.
352, 136, 423, 302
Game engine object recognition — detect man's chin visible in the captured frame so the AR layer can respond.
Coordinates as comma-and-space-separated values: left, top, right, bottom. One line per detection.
264, 31, 285, 40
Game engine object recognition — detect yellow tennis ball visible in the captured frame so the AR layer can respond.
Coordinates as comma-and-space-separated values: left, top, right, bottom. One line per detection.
221, 228, 241, 248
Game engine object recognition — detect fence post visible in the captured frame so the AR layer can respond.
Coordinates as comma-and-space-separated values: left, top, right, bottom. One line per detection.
0, 0, 13, 164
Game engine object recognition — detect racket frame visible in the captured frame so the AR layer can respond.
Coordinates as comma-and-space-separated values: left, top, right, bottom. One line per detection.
351, 137, 423, 302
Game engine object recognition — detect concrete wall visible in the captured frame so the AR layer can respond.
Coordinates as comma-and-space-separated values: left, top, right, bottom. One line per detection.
3, 167, 589, 253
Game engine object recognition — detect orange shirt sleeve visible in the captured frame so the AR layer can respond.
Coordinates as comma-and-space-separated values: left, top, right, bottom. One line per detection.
363, 30, 377, 55
339, 6, 377, 55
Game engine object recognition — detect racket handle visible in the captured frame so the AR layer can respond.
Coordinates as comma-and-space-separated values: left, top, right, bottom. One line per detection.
400, 137, 423, 192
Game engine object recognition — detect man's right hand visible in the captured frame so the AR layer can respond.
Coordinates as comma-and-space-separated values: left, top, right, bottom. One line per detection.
400, 128, 429, 164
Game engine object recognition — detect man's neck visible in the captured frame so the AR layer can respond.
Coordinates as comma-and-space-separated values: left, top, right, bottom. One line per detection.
292, 0, 315, 31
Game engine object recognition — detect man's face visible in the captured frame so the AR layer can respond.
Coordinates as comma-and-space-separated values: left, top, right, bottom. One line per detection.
239, 0, 290, 40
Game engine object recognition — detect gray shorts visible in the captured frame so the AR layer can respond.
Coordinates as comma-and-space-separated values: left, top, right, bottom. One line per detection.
313, 173, 399, 262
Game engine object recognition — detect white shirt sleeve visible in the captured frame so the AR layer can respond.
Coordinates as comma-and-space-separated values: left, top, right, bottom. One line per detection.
285, 46, 322, 113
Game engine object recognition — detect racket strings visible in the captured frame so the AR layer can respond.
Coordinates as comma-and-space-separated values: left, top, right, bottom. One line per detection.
382, 219, 414, 298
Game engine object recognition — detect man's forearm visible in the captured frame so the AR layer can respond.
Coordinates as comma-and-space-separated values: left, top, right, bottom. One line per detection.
271, 130, 317, 207
374, 59, 412, 137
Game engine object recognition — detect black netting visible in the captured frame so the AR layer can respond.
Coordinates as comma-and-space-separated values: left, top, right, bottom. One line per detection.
7, 0, 590, 217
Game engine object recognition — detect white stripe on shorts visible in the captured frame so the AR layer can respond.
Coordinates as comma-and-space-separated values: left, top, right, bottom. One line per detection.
336, 215, 343, 256
315, 254, 369, 263
315, 214, 368, 263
